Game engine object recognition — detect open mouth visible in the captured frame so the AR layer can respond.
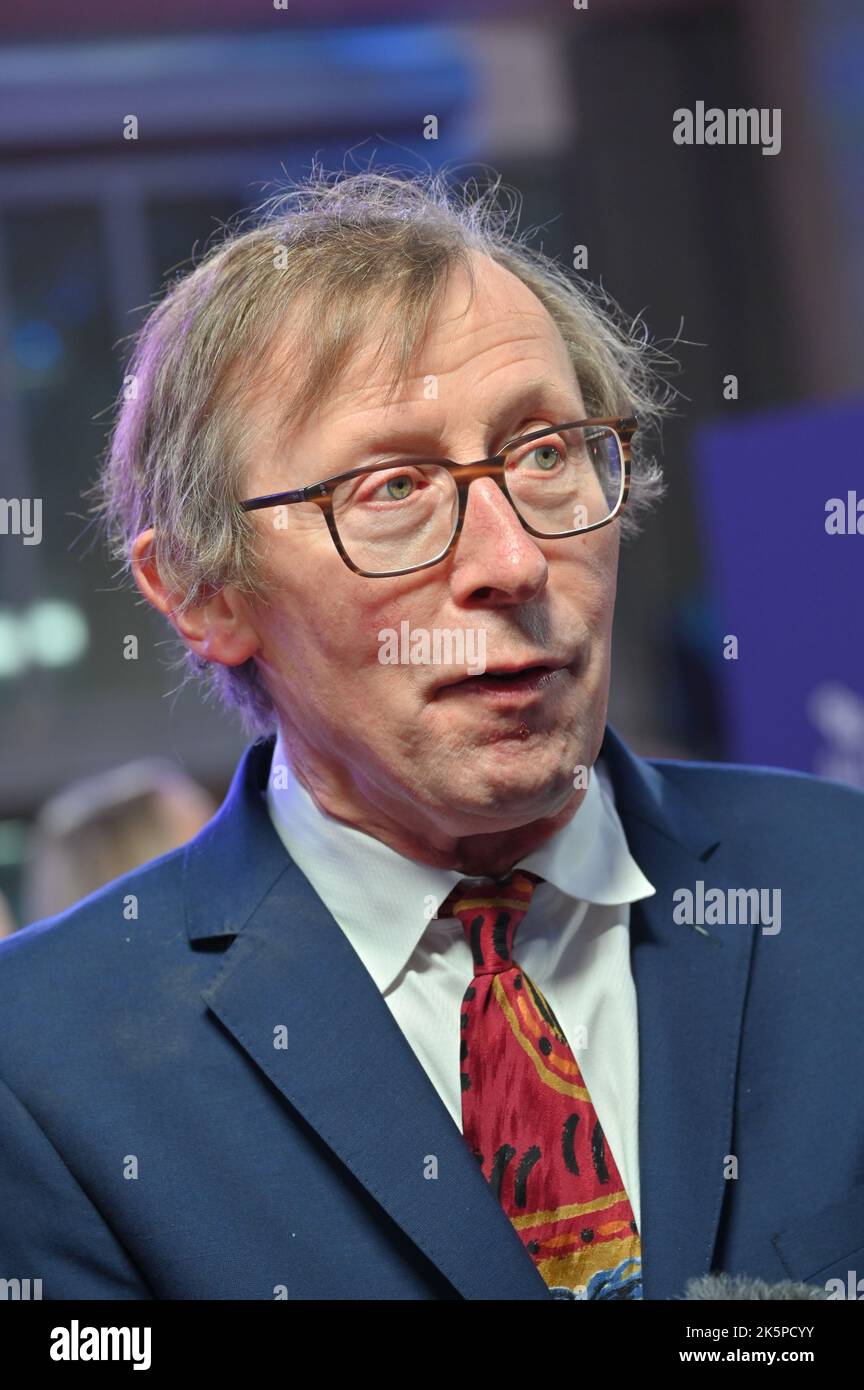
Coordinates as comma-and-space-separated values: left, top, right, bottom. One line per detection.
439, 664, 560, 696
487, 666, 544, 680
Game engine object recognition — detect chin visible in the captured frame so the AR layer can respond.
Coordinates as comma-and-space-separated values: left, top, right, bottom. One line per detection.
434, 753, 578, 827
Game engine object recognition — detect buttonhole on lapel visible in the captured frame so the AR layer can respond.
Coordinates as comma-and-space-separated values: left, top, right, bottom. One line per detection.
689, 922, 723, 948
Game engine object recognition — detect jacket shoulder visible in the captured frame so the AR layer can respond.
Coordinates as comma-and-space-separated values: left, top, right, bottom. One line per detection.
650, 754, 864, 844
652, 753, 864, 802
0, 845, 187, 1030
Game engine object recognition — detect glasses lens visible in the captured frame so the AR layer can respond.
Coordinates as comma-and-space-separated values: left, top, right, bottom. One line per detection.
331, 461, 458, 575
504, 424, 623, 535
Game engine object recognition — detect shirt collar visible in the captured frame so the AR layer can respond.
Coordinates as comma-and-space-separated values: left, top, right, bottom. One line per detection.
266, 729, 655, 993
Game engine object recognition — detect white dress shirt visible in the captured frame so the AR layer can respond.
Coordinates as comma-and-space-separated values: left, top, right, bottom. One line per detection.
266, 732, 655, 1230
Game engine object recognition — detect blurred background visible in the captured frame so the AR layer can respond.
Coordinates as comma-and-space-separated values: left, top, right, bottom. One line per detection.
1, 0, 862, 930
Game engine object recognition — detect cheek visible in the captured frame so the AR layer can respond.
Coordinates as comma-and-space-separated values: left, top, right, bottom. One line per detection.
576, 530, 619, 620
265, 583, 420, 684
554, 535, 617, 623
581, 516, 619, 569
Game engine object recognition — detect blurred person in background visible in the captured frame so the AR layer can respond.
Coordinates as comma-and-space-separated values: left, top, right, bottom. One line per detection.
0, 890, 16, 941
21, 760, 218, 926
0, 167, 862, 1303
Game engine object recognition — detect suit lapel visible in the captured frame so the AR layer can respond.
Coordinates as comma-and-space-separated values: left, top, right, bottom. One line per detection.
188, 737, 551, 1301
600, 726, 757, 1300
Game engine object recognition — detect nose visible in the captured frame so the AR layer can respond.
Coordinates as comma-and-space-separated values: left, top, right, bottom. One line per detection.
447, 476, 549, 607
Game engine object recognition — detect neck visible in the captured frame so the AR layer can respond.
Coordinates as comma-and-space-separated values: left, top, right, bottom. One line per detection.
272, 729, 588, 877
427, 793, 586, 877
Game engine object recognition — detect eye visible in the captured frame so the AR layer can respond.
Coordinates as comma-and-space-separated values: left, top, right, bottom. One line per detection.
510, 440, 563, 472
530, 443, 561, 471
354, 466, 427, 505
380, 473, 415, 501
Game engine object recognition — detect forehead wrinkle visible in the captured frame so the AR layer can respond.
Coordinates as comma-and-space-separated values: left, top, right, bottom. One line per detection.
324, 372, 584, 471
415, 306, 567, 386
325, 311, 575, 433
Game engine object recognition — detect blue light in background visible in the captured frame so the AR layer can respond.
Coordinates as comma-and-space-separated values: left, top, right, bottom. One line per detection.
12, 319, 63, 372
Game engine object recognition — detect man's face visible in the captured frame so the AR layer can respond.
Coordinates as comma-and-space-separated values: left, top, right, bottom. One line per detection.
240, 252, 620, 846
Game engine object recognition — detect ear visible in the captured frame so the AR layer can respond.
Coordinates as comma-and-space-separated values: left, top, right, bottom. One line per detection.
130, 528, 259, 667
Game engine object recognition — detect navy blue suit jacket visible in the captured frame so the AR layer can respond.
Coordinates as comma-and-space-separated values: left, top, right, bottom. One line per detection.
1, 725, 863, 1300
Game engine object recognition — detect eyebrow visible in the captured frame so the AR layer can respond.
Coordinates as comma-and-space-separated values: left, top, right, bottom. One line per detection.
333, 378, 581, 465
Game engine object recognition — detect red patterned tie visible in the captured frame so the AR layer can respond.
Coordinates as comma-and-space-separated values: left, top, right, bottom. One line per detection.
437, 869, 642, 1299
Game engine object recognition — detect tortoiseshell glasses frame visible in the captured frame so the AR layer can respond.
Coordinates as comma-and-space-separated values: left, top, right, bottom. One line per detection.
238, 415, 638, 578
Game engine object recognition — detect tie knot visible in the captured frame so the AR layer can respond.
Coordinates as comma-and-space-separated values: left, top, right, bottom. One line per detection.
436, 869, 542, 975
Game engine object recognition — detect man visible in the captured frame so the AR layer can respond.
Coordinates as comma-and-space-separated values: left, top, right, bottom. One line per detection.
1, 169, 862, 1301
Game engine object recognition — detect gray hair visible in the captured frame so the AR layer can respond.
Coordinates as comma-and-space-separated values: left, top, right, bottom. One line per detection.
89, 161, 677, 738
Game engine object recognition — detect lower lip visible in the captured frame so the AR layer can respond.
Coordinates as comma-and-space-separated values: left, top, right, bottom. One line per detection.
438, 666, 562, 700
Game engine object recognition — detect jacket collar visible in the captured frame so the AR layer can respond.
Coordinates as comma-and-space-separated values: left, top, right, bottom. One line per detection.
599, 722, 722, 860
184, 735, 285, 944
184, 723, 720, 945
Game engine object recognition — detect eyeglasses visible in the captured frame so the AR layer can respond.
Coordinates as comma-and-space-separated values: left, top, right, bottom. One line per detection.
239, 416, 637, 578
